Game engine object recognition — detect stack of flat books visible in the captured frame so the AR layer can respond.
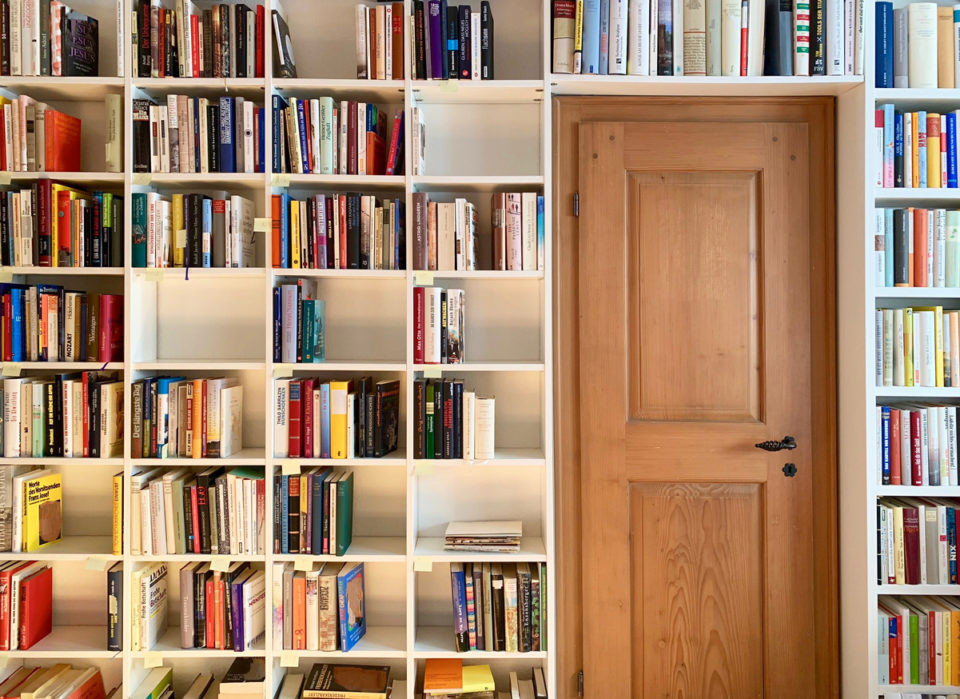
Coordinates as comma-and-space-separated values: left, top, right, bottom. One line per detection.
444, 520, 521, 553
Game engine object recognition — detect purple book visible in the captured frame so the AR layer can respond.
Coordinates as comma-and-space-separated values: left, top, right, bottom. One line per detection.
316, 195, 328, 270
428, 0, 446, 80
449, 563, 468, 652
232, 574, 246, 651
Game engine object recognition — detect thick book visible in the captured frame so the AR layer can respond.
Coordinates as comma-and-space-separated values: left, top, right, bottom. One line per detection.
62, 10, 98, 77
107, 561, 122, 651
18, 564, 52, 649
336, 561, 365, 651
302, 664, 390, 699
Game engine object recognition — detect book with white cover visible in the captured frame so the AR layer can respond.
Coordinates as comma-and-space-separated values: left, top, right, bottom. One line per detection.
908, 2, 938, 88
445, 520, 523, 538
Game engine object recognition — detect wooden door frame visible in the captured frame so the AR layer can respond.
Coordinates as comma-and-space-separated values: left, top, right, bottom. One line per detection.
552, 97, 839, 698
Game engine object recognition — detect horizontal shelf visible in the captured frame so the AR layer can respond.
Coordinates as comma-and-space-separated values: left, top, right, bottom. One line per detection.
131, 267, 266, 279
276, 451, 406, 467
424, 270, 544, 280
878, 485, 960, 496
1, 171, 124, 185
275, 626, 406, 659
0, 456, 123, 466
132, 77, 266, 96
876, 87, 960, 104
875, 386, 960, 399
0, 266, 124, 276
273, 78, 405, 101
275, 361, 407, 373
411, 80, 544, 104
5, 536, 117, 560
413, 448, 546, 468
134, 627, 265, 657
414, 537, 546, 563
877, 584, 960, 594
413, 362, 545, 373
134, 360, 265, 371
874, 287, 960, 300
131, 447, 266, 465
875, 187, 960, 203
412, 175, 544, 192
5, 625, 116, 658
0, 76, 124, 100
137, 172, 265, 186
275, 174, 405, 188
274, 537, 406, 562
131, 553, 265, 563
1, 361, 122, 371
550, 74, 864, 96
414, 626, 546, 659
272, 268, 407, 279
878, 684, 960, 692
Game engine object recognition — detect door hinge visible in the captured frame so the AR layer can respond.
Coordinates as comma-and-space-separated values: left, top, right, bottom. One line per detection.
577, 670, 584, 697
573, 192, 580, 217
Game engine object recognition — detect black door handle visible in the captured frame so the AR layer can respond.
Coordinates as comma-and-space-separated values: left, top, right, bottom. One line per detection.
755, 436, 797, 452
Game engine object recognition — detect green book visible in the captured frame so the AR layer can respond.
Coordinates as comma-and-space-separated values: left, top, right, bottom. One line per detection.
425, 382, 435, 459
910, 611, 919, 684
336, 471, 354, 556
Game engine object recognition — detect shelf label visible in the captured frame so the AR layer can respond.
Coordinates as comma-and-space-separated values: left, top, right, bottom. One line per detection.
280, 650, 299, 667
0, 172, 11, 185
211, 555, 231, 572
423, 366, 442, 379
0, 269, 11, 283
132, 173, 152, 186
294, 556, 312, 572
253, 217, 271, 233
281, 460, 300, 476
413, 271, 434, 286
440, 80, 459, 93
85, 555, 109, 571
414, 556, 433, 572
2, 363, 21, 377
414, 461, 434, 476
144, 651, 163, 668
275, 364, 294, 378
143, 268, 164, 282
271, 174, 291, 188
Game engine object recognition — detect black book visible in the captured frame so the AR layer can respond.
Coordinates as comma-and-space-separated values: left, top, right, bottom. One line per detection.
272, 287, 281, 363
220, 4, 231, 77
451, 380, 462, 459
458, 5, 471, 78
132, 99, 153, 172
347, 194, 361, 269
295, 283, 303, 362
490, 563, 505, 650
517, 563, 532, 652
163, 9, 174, 77
202, 9, 214, 77
235, 4, 248, 78
356, 376, 372, 457
364, 393, 376, 457
91, 195, 102, 267
107, 562, 122, 651
90, 378, 102, 458
893, 208, 909, 286
375, 380, 400, 456
413, 379, 425, 459
44, 380, 56, 456
763, 0, 793, 75
39, 0, 50, 75
480, 0, 494, 79
440, 289, 448, 362
1, 0, 9, 76
895, 111, 904, 187
271, 9, 296, 78
83, 200, 94, 266
433, 379, 444, 459
414, 1, 427, 78
305, 198, 315, 270
207, 104, 220, 172
287, 473, 299, 554
446, 5, 459, 79
188, 193, 203, 267
139, 1, 152, 77
222, 563, 249, 649
111, 196, 123, 267
196, 567, 211, 646
183, 479, 195, 554
442, 379, 454, 459
273, 473, 282, 553
0, 192, 7, 266
195, 466, 224, 554
59, 12, 99, 80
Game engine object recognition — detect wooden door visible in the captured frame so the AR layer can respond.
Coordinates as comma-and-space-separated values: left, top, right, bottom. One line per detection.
573, 109, 835, 698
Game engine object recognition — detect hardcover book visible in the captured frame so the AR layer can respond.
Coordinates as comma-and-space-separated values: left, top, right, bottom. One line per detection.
337, 561, 365, 651
302, 663, 390, 699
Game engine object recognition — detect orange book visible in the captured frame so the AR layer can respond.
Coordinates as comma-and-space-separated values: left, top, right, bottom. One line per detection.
192, 379, 204, 458
214, 572, 225, 650
62, 669, 106, 699
271, 194, 282, 267
940, 7, 956, 88
914, 208, 929, 287
391, 3, 404, 78
44, 110, 81, 172
368, 8, 378, 79
928, 114, 942, 188
292, 571, 306, 649
423, 659, 463, 694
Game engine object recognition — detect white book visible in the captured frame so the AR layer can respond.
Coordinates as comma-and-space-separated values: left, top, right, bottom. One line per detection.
3, 378, 24, 457
904, 111, 913, 187
384, 4, 393, 79
471, 12, 481, 78
357, 102, 367, 174
628, 0, 650, 74
854, 0, 865, 75
346, 392, 355, 459
309, 99, 321, 172
909, 3, 939, 88
521, 192, 537, 271
747, 0, 766, 75
105, 94, 123, 173
243, 100, 254, 174
425, 287, 442, 364
274, 379, 290, 458
318, 96, 334, 175
242, 570, 266, 650
339, 100, 349, 174
464, 391, 476, 460
475, 396, 495, 460
609, 0, 629, 73
9, 0, 20, 76
720, 0, 741, 75
673, 0, 684, 73
683, 0, 706, 75
826, 0, 843, 75
305, 568, 319, 650
795, 0, 811, 75
356, 4, 368, 79
141, 563, 168, 650
220, 385, 243, 458
22, 0, 38, 76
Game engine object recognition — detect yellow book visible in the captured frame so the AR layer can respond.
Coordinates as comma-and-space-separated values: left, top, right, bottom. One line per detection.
330, 381, 349, 459
22, 471, 62, 552
893, 506, 905, 585
172, 193, 184, 267
290, 200, 301, 269
928, 113, 942, 188
462, 665, 496, 693
939, 8, 956, 88
913, 113, 921, 188
953, 610, 960, 685
904, 307, 914, 386
917, 306, 946, 386
945, 609, 952, 684
192, 378, 205, 458
112, 471, 123, 556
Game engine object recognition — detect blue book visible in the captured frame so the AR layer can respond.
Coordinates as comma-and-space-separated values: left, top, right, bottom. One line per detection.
219, 97, 236, 173
883, 104, 894, 187
271, 95, 286, 173
581, 0, 601, 74
280, 473, 289, 554
295, 99, 310, 173
918, 111, 928, 188
273, 287, 281, 362
599, 0, 610, 74
880, 406, 890, 484
449, 563, 469, 651
202, 198, 213, 267
337, 562, 366, 651
312, 300, 325, 362
193, 97, 201, 172
884, 208, 894, 287
154, 377, 185, 457
10, 287, 22, 361
280, 191, 291, 268
894, 111, 904, 187
258, 107, 265, 173
537, 195, 544, 271
395, 200, 404, 269
320, 383, 331, 458
310, 468, 329, 554
875, 1, 894, 88
948, 113, 958, 188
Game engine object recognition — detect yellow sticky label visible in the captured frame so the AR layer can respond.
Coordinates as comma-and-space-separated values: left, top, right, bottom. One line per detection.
0, 269, 11, 283
440, 80, 459, 93
271, 173, 291, 187
414, 461, 434, 476
414, 557, 433, 572
0, 172, 11, 185
280, 650, 299, 667
253, 217, 271, 233
281, 460, 300, 476
423, 366, 442, 379
413, 271, 434, 286
2, 363, 21, 377
275, 364, 294, 378
144, 651, 163, 668
294, 556, 312, 572
176, 229, 187, 248
143, 268, 164, 282
132, 173, 152, 186
211, 555, 230, 572
85, 555, 109, 571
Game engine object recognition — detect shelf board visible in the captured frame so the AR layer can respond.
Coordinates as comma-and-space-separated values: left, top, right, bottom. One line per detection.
0, 266, 124, 276
132, 77, 266, 100
0, 456, 123, 466
1, 361, 122, 371
274, 626, 406, 658
414, 536, 546, 562
1, 171, 124, 185
5, 536, 117, 560
412, 175, 544, 192
0, 76, 124, 100
131, 267, 266, 279
550, 74, 864, 96
131, 447, 266, 465
413, 362, 545, 373
875, 187, 960, 203
875, 386, 960, 399
273, 78, 405, 101
414, 626, 546, 659
413, 448, 546, 468
133, 360, 266, 371
878, 485, 960, 496
131, 553, 266, 563
274, 536, 406, 562
275, 361, 407, 373
877, 584, 960, 594
276, 450, 406, 467
875, 287, 960, 300
424, 270, 544, 280
411, 80, 545, 104
139, 172, 265, 186
272, 268, 406, 280
6, 625, 117, 658
276, 174, 405, 188
878, 685, 960, 693
876, 87, 960, 104
135, 627, 265, 657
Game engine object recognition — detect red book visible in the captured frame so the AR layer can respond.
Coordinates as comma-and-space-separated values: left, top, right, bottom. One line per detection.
739, 21, 748, 76
0, 111, 6, 170
347, 102, 358, 175
56, 189, 74, 266
929, 610, 937, 682
392, 2, 404, 77
414, 286, 425, 363
63, 670, 106, 699
894, 615, 903, 683
214, 576, 225, 649
385, 111, 403, 176
98, 294, 123, 362
190, 14, 201, 77
18, 566, 52, 650
302, 378, 316, 458
914, 208, 929, 288
289, 379, 302, 458
338, 195, 348, 268
81, 371, 90, 457
44, 110, 81, 172
190, 485, 201, 553
368, 8, 377, 78
2, 293, 10, 362
903, 506, 921, 584
255, 5, 265, 77
367, 131, 386, 176
911, 410, 923, 485
205, 576, 215, 648
890, 408, 902, 485
271, 194, 282, 267
0, 562, 34, 650
157, 8, 166, 77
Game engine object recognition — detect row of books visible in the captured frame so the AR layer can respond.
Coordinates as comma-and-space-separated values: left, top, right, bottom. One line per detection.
273, 97, 403, 177
878, 404, 960, 487
2, 372, 124, 458
272, 469, 355, 556
876, 306, 958, 388
272, 560, 365, 651
450, 561, 545, 653
133, 96, 265, 174
131, 191, 256, 269
0, 664, 109, 699
274, 281, 325, 363
874, 208, 960, 288
130, 466, 265, 557
2, 1, 100, 76
0, 95, 84, 172
130, 376, 244, 459
177, 561, 266, 651
6, 467, 61, 553
355, 2, 405, 80
551, 0, 862, 77
0, 286, 123, 362
878, 498, 960, 586
272, 377, 400, 460
879, 595, 960, 685
0, 560, 52, 651
134, 658, 266, 699
136, 0, 265, 79
271, 193, 405, 271
876, 2, 960, 88
413, 378, 495, 460
1, 185, 124, 268
875, 107, 960, 189
414, 287, 465, 364
410, 0, 494, 80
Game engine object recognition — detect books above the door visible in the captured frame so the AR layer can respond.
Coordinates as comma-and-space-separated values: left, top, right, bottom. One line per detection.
875, 305, 959, 388
2, 371, 124, 458
174, 562, 266, 652
879, 595, 960, 686
301, 663, 388, 698
873, 208, 960, 288
877, 497, 960, 585
130, 466, 265, 556
445, 520, 522, 553
877, 404, 960, 486
135, 1, 265, 79
0, 664, 110, 697
875, 1, 960, 88
271, 468, 355, 556
130, 376, 244, 459
354, 2, 406, 80
274, 281, 325, 363
874, 107, 960, 189
2, 1, 101, 77
551, 0, 863, 77
131, 191, 255, 269
423, 659, 495, 695
0, 96, 83, 172
272, 561, 366, 651
132, 96, 266, 174
0, 560, 52, 650
409, 1, 494, 80
273, 376, 400, 460
413, 378, 494, 460
445, 562, 546, 653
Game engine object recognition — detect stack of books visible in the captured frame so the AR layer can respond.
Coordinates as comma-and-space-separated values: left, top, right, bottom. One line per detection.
0, 664, 107, 697
130, 466, 265, 556
271, 192, 405, 270
132, 192, 256, 268
356, 2, 405, 80
135, 0, 265, 79
299, 663, 389, 698
130, 376, 244, 459
272, 97, 403, 176
1, 2, 100, 76
0, 96, 82, 172
878, 404, 959, 486
411, 1, 494, 80
132, 96, 265, 174
0, 286, 123, 361
273, 377, 401, 460
448, 562, 546, 653
423, 659, 496, 698
133, 658, 265, 699
274, 281, 325, 362
413, 287, 465, 364
413, 379, 494, 460
272, 561, 365, 651
877, 2, 960, 88
876, 305, 954, 387
2, 371, 124, 458
271, 468, 354, 555
445, 520, 522, 553
877, 498, 960, 585
873, 208, 960, 289
0, 560, 52, 650
879, 595, 960, 685
178, 562, 266, 652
